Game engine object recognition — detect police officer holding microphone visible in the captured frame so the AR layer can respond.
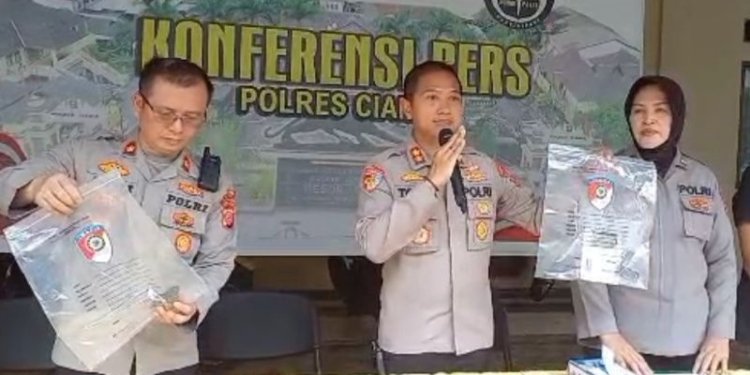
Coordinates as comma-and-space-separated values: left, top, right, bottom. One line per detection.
355, 61, 542, 373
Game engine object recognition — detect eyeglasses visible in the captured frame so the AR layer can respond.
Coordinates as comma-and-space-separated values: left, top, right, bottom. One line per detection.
139, 93, 207, 129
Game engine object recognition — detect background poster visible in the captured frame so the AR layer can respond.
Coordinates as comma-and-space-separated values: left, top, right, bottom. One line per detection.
0, 0, 643, 255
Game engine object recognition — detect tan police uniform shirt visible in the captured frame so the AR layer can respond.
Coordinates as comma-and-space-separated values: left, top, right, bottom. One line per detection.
355, 139, 541, 355
573, 150, 737, 356
0, 137, 237, 375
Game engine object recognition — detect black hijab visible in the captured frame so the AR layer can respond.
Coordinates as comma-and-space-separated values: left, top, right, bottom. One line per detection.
623, 75, 686, 178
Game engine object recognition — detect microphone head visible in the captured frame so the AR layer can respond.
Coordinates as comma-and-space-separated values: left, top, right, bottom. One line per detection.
438, 128, 454, 146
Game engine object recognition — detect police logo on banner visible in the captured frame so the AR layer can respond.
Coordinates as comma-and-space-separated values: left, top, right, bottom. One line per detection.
74, 223, 113, 263
587, 177, 614, 210
484, 0, 555, 29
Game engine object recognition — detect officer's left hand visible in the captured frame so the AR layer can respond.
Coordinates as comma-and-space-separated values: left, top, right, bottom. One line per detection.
693, 337, 729, 375
155, 301, 197, 325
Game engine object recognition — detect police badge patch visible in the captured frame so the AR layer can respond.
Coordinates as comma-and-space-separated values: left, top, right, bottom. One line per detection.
178, 181, 204, 197
462, 164, 487, 182
182, 154, 193, 173
496, 161, 522, 187
175, 232, 193, 254
362, 165, 384, 193
413, 226, 431, 245
686, 195, 712, 214
475, 200, 493, 217
401, 171, 424, 182
587, 177, 614, 210
74, 223, 113, 263
475, 219, 491, 241
221, 187, 237, 229
173, 211, 195, 228
409, 147, 426, 165
123, 141, 137, 155
98, 160, 130, 176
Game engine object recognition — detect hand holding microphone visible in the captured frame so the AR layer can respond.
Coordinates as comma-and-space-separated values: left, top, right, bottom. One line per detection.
427, 126, 465, 187
427, 126, 467, 213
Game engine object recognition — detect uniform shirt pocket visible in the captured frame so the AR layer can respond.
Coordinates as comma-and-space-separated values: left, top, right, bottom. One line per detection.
680, 195, 714, 242
159, 206, 208, 257
405, 218, 439, 255
467, 198, 495, 251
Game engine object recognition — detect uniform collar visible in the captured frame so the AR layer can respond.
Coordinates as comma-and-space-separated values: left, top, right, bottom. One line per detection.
121, 139, 137, 156
663, 148, 688, 181
621, 146, 687, 177
405, 139, 431, 170
404, 138, 480, 170
673, 149, 688, 170
120, 138, 200, 180
179, 151, 200, 179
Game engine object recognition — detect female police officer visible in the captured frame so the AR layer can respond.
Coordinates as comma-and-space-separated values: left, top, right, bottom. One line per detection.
572, 76, 737, 375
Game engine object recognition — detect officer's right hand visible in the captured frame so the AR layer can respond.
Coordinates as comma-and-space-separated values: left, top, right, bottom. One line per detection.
30, 173, 83, 215
427, 126, 466, 187
601, 333, 653, 375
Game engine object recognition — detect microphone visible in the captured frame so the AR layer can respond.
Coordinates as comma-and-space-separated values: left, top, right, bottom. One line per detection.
438, 128, 467, 214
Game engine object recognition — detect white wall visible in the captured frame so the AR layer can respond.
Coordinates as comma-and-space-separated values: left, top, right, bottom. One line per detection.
657, 0, 750, 200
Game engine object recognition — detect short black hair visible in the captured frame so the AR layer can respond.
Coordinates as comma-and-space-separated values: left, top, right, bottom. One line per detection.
402, 61, 463, 100
138, 57, 214, 102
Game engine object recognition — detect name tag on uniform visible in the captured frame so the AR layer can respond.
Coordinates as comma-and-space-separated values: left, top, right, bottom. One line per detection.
165, 193, 209, 213
396, 186, 412, 198
466, 185, 492, 198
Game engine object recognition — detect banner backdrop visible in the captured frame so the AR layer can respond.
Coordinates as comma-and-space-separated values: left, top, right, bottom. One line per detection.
0, 0, 644, 255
